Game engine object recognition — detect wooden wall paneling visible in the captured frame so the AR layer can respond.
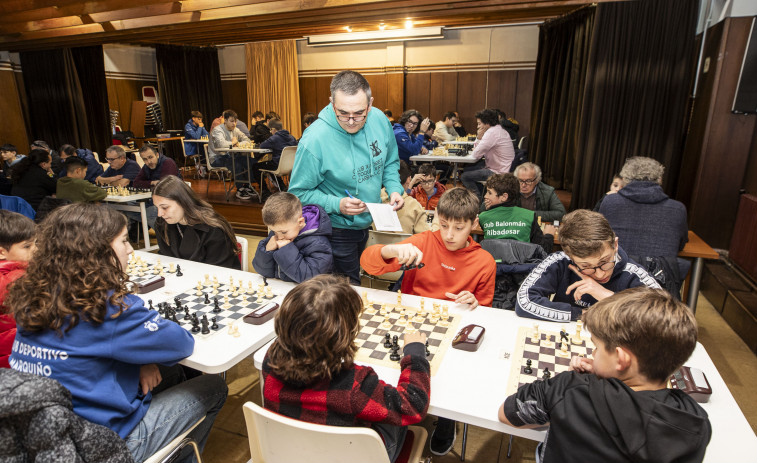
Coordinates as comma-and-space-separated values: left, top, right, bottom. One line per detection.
515, 69, 534, 138
0, 70, 29, 150
221, 80, 247, 122
685, 17, 757, 248
428, 72, 458, 122
404, 73, 431, 119
299, 77, 317, 120
106, 78, 157, 133
486, 70, 517, 116
729, 194, 757, 281
456, 71, 488, 135
315, 76, 332, 112
742, 118, 757, 195
364, 74, 387, 113
386, 73, 404, 120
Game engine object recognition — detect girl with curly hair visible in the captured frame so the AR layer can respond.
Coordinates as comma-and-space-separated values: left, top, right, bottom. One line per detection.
6, 202, 227, 462
262, 274, 430, 462
152, 175, 241, 269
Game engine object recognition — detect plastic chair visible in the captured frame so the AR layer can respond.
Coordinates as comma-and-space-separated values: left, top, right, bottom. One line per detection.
143, 416, 205, 463
203, 144, 229, 199
142, 86, 157, 103
243, 402, 427, 463
259, 146, 296, 194
361, 230, 411, 288
180, 137, 202, 179
236, 236, 249, 272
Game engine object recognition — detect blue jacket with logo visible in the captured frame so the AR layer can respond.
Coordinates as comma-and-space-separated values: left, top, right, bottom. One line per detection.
515, 246, 661, 322
289, 104, 403, 230
10, 294, 194, 438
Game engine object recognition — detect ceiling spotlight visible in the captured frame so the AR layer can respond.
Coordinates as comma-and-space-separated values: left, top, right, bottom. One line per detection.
405, 19, 413, 29
345, 26, 352, 32
379, 23, 386, 30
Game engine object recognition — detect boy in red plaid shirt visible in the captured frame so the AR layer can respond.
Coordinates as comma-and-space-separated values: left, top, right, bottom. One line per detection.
262, 275, 430, 462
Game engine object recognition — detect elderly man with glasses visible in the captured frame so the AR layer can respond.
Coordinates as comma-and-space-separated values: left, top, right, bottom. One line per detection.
96, 145, 140, 187
514, 162, 566, 223
289, 70, 404, 285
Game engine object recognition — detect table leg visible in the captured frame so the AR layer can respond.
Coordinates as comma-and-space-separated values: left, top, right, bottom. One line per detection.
687, 257, 704, 313
460, 422, 468, 461
139, 202, 152, 251
228, 153, 236, 202
246, 153, 261, 203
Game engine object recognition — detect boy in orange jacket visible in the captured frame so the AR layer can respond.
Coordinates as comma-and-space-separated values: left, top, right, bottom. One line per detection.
360, 187, 495, 455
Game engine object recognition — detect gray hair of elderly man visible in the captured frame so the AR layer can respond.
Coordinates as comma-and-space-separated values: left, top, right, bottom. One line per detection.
330, 70, 372, 102
106, 145, 126, 158
514, 162, 543, 183
620, 156, 664, 185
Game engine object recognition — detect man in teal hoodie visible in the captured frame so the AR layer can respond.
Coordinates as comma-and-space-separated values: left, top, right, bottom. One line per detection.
289, 71, 405, 284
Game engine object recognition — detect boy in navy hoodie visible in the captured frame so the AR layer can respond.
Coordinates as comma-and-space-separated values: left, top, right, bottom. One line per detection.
500, 287, 711, 462
515, 209, 660, 322
253, 192, 333, 283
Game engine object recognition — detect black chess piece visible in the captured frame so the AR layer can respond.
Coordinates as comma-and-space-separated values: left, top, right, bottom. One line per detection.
389, 345, 401, 362
542, 367, 551, 380
148, 300, 154, 310
211, 316, 219, 330
263, 277, 268, 286
176, 265, 183, 277
399, 262, 426, 271
183, 306, 191, 320
174, 297, 181, 309
157, 303, 164, 315
425, 340, 430, 357
171, 313, 179, 324
213, 298, 221, 313
392, 335, 399, 348
204, 293, 210, 305
383, 333, 392, 348
201, 315, 210, 335
560, 329, 570, 343
190, 313, 200, 333
524, 359, 533, 374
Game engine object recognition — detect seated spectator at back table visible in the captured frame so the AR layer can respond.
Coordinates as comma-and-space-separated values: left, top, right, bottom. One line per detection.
1, 144, 25, 170
184, 110, 209, 157
381, 161, 430, 235
514, 162, 566, 223
252, 192, 333, 283
593, 174, 623, 211
31, 140, 62, 176
133, 144, 180, 189
393, 110, 431, 163
97, 145, 140, 187
495, 109, 519, 149
515, 209, 660, 322
302, 112, 317, 136
209, 109, 255, 200
10, 149, 56, 211
57, 144, 103, 184
153, 175, 241, 269
56, 157, 107, 203
453, 111, 467, 137
255, 118, 298, 192
409, 164, 445, 211
383, 109, 394, 123
434, 112, 459, 143
479, 173, 554, 253
211, 111, 251, 138
460, 108, 515, 198
253, 111, 280, 145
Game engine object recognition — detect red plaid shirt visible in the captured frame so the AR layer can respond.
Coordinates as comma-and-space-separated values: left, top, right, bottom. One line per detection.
262, 342, 430, 427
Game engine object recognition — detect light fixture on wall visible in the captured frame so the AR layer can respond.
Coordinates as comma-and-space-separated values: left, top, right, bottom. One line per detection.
379, 23, 386, 31
344, 26, 352, 32
404, 19, 413, 29
306, 26, 443, 46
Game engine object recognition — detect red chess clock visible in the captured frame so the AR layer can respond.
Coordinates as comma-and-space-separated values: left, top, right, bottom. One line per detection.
669, 366, 712, 403
243, 301, 279, 325
452, 324, 485, 352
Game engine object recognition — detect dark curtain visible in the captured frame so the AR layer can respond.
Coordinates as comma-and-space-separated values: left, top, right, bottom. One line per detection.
529, 6, 596, 192
529, 0, 698, 209
155, 45, 224, 131
572, 0, 698, 209
19, 45, 109, 155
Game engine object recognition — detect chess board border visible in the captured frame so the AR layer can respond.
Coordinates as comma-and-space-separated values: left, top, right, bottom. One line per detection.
506, 326, 595, 396
354, 300, 460, 376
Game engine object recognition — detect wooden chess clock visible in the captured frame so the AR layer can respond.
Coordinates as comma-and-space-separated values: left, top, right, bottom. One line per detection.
243, 301, 279, 325
452, 324, 485, 352
669, 366, 712, 403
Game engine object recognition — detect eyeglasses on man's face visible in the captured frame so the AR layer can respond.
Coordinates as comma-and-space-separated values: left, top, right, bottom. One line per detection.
572, 258, 617, 275
518, 177, 538, 185
333, 104, 368, 123
406, 119, 419, 127
106, 156, 123, 162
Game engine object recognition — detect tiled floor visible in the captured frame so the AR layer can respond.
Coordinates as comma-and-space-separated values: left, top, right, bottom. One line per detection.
199, 250, 757, 462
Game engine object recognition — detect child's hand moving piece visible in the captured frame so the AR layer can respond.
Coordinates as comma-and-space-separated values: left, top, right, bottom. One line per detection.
381, 243, 423, 268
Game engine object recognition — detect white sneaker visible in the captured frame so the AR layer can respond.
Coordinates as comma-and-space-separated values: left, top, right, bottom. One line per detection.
236, 187, 252, 200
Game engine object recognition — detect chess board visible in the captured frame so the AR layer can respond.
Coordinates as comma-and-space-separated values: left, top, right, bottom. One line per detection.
126, 260, 180, 292
162, 283, 277, 337
355, 300, 460, 376
505, 326, 595, 395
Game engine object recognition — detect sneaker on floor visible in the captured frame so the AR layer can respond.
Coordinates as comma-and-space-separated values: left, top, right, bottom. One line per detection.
429, 418, 457, 456
236, 187, 252, 200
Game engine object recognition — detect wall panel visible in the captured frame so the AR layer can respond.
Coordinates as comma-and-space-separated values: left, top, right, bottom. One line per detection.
0, 70, 29, 149
456, 71, 488, 134
405, 73, 431, 118
515, 69, 534, 137
221, 80, 248, 122
385, 73, 404, 119
428, 72, 458, 122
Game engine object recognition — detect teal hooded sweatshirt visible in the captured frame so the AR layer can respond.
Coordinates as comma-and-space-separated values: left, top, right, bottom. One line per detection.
289, 103, 403, 230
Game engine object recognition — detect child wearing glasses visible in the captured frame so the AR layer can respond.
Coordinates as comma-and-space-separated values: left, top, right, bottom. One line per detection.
515, 209, 661, 322
409, 164, 446, 210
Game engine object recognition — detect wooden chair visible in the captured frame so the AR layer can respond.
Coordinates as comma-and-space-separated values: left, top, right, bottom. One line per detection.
258, 146, 296, 194
243, 402, 428, 463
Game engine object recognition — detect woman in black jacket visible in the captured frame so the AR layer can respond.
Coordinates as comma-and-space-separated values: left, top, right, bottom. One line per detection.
152, 175, 241, 269
10, 149, 56, 211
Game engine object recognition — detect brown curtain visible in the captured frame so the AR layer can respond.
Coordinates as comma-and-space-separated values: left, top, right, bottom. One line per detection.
529, 6, 597, 193
245, 40, 302, 138
530, 0, 698, 209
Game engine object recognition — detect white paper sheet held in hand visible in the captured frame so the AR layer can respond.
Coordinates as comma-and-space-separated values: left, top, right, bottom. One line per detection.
366, 203, 404, 232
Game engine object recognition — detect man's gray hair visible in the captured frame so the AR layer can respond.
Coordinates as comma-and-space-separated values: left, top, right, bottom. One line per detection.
106, 145, 126, 158
514, 162, 542, 183
330, 70, 372, 102
620, 156, 664, 184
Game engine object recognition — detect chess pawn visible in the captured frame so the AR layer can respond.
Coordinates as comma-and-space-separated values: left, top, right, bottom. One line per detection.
396, 315, 406, 327
531, 324, 540, 342
168, 263, 176, 273
247, 281, 254, 295
203, 274, 211, 286
380, 304, 387, 316
241, 294, 248, 305
232, 286, 239, 297
380, 316, 392, 329
213, 275, 219, 285
397, 289, 402, 306
265, 286, 273, 298
195, 288, 203, 297
223, 295, 230, 309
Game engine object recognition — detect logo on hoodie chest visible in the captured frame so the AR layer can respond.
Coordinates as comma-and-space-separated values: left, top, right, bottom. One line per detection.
370, 140, 382, 157
353, 157, 385, 183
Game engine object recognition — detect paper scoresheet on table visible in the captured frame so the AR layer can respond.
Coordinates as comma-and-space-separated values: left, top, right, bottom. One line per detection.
366, 203, 403, 232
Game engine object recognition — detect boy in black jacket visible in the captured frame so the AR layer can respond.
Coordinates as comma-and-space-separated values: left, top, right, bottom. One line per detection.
515, 209, 660, 322
500, 287, 711, 462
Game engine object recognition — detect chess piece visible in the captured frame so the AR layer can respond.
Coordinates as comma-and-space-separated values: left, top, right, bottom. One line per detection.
183, 306, 191, 320
191, 314, 201, 333
560, 342, 568, 354
148, 300, 154, 311
169, 263, 176, 273
397, 289, 402, 306
247, 281, 254, 294
425, 340, 430, 357
265, 286, 273, 298
380, 315, 391, 329
389, 345, 401, 362
396, 315, 406, 327
213, 298, 221, 313
573, 320, 584, 344
204, 293, 210, 304
524, 359, 533, 374
440, 306, 450, 327
223, 295, 230, 309
211, 316, 219, 330
227, 322, 240, 337
392, 335, 399, 349
542, 368, 551, 380
531, 324, 540, 343
384, 333, 392, 348
175, 265, 182, 277
204, 274, 211, 286
241, 294, 248, 305
200, 315, 210, 335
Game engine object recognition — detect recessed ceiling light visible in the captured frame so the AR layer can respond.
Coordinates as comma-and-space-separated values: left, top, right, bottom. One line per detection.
405, 19, 413, 29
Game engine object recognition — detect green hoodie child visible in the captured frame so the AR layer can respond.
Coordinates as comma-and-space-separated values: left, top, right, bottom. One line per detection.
289, 103, 404, 230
